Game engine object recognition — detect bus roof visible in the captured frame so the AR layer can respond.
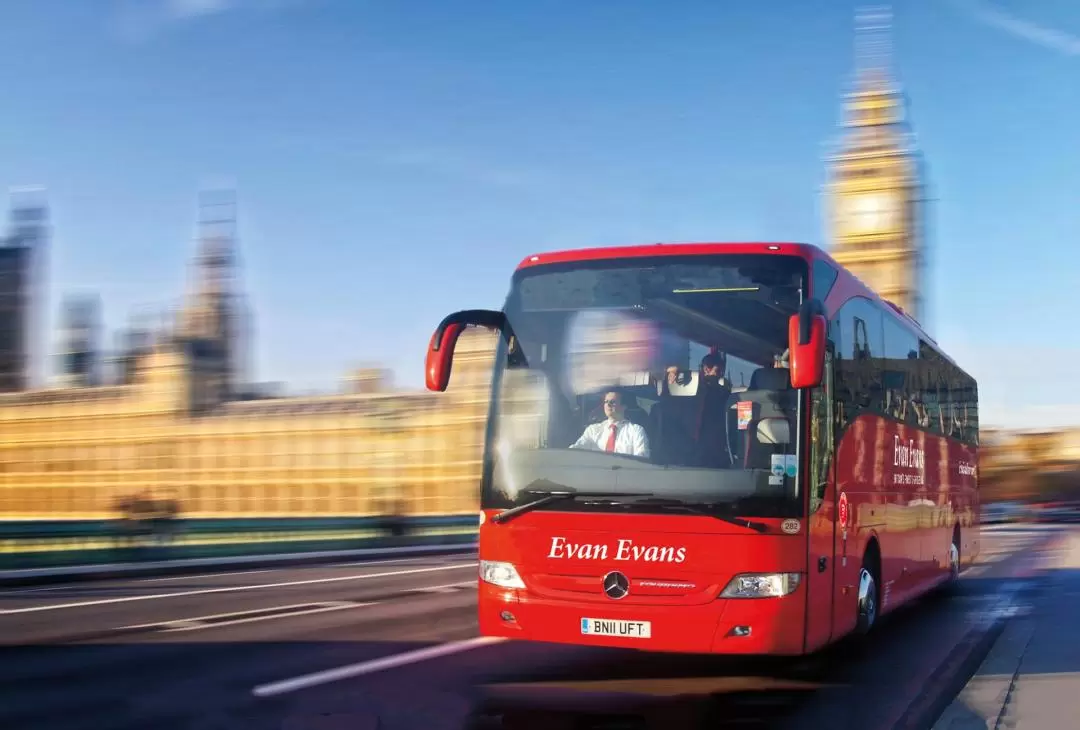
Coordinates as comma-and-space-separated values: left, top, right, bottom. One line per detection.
515, 241, 815, 271
513, 240, 966, 375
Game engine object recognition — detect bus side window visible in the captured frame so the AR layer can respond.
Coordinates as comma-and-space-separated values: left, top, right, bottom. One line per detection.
834, 297, 883, 428
942, 374, 955, 438
949, 371, 965, 440
882, 314, 919, 426
961, 375, 979, 446
919, 343, 946, 436
937, 369, 949, 434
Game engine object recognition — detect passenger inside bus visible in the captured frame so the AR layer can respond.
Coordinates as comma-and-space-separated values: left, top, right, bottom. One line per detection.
696, 352, 735, 469
738, 362, 794, 471
557, 337, 795, 475
651, 352, 733, 469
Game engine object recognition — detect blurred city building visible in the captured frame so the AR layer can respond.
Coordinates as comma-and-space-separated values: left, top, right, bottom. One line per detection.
0, 190, 495, 565
55, 294, 103, 388
0, 328, 496, 521
0, 189, 47, 394
979, 429, 1080, 503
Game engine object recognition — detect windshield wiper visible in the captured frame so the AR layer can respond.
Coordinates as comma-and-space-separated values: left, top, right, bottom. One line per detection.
628, 497, 769, 533
491, 489, 650, 525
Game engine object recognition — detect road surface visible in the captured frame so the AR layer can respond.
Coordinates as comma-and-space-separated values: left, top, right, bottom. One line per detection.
0, 524, 1066, 730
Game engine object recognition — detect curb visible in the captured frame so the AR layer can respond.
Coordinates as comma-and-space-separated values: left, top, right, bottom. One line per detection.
889, 610, 1010, 730
929, 612, 1038, 730
0, 542, 478, 587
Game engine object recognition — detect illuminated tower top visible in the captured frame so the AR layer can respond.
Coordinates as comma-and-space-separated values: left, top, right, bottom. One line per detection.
826, 4, 928, 326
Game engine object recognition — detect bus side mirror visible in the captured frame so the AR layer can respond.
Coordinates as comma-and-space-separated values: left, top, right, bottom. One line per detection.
425, 309, 506, 391
788, 299, 826, 389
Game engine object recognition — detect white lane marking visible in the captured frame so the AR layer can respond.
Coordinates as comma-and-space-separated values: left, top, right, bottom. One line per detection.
0, 563, 476, 616
0, 584, 76, 596
0, 557, 468, 597
124, 601, 371, 633
123, 601, 357, 629
166, 620, 205, 631
252, 636, 507, 697
136, 569, 272, 583
165, 601, 369, 632
330, 557, 460, 568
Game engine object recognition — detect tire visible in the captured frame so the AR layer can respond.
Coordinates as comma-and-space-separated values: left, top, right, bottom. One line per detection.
855, 552, 880, 635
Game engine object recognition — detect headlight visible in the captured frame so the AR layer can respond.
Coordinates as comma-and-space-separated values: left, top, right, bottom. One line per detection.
479, 560, 526, 589
719, 572, 801, 598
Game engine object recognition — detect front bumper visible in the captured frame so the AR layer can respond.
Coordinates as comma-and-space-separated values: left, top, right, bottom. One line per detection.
478, 582, 807, 655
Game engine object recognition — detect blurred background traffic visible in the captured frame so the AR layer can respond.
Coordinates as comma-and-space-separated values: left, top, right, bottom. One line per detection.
979, 428, 1080, 523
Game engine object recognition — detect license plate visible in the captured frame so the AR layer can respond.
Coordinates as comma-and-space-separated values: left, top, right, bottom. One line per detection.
580, 618, 652, 638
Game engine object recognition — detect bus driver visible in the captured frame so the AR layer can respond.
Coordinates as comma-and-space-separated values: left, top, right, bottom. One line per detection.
570, 391, 650, 458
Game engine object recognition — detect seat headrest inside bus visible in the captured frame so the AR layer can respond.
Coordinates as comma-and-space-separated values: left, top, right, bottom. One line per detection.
749, 367, 791, 391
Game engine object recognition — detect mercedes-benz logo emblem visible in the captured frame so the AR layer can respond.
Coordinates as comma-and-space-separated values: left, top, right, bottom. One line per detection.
602, 571, 630, 600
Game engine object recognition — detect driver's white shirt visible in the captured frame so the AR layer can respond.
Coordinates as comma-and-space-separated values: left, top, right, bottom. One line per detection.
570, 418, 650, 458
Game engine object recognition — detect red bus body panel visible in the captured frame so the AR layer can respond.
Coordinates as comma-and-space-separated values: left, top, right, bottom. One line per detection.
804, 415, 979, 651
480, 512, 808, 654
475, 241, 979, 656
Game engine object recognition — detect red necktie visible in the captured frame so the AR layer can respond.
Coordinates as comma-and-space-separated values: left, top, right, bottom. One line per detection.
604, 422, 618, 452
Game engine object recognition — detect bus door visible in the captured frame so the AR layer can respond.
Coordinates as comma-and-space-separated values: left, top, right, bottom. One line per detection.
803, 345, 837, 653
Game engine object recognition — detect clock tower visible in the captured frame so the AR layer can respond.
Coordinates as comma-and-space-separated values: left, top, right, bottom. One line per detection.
826, 6, 927, 325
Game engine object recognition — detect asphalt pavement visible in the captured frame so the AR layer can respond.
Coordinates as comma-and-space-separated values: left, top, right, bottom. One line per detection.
0, 524, 1070, 730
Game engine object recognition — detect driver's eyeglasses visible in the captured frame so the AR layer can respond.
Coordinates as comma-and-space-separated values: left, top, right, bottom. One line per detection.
603, 399, 619, 406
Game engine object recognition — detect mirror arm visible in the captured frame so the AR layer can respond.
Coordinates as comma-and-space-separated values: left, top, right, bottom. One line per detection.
432, 309, 506, 351
798, 298, 826, 345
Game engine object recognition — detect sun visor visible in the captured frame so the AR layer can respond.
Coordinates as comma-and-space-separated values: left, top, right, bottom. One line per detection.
565, 309, 660, 395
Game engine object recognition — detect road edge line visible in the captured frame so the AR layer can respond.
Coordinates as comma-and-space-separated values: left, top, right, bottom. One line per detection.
0, 543, 478, 588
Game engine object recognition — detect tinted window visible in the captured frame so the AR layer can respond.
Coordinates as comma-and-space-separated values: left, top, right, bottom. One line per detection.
882, 316, 920, 427
917, 340, 979, 446
918, 341, 947, 434
949, 369, 979, 444
833, 296, 883, 429
830, 297, 979, 446
813, 259, 839, 301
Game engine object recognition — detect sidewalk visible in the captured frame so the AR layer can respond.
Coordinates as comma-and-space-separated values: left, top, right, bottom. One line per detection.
933, 530, 1080, 729
0, 541, 477, 587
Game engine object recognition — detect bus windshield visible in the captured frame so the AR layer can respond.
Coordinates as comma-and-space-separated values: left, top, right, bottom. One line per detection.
482, 253, 809, 519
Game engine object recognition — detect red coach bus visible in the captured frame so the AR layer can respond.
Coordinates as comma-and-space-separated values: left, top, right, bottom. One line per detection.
425, 242, 980, 655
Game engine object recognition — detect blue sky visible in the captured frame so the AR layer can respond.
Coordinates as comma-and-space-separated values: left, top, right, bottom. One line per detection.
0, 0, 1076, 430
